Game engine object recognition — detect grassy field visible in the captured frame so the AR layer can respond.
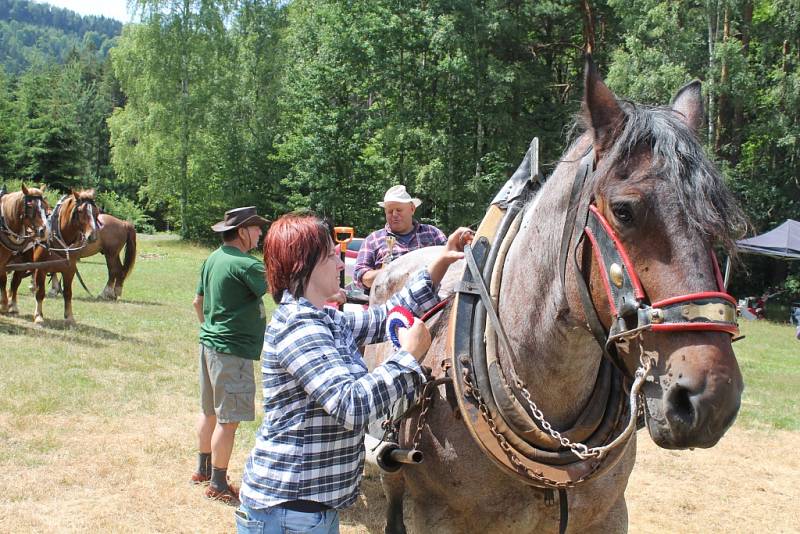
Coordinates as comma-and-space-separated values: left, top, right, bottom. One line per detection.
0, 235, 798, 532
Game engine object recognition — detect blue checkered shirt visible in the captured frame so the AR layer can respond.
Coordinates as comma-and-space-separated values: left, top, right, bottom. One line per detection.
239, 270, 438, 510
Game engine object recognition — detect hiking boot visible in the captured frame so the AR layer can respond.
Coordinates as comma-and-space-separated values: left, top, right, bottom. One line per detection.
190, 471, 210, 485
205, 483, 240, 506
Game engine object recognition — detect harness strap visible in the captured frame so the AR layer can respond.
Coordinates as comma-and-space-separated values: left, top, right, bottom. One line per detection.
558, 148, 594, 291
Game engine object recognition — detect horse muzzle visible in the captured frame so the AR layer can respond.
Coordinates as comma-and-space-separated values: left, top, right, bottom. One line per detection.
642, 335, 743, 449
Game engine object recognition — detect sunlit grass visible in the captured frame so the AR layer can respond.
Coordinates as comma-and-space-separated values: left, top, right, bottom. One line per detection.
733, 319, 800, 430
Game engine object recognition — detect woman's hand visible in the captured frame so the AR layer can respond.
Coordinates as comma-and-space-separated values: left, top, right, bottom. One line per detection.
441, 227, 474, 264
427, 227, 474, 288
397, 318, 432, 362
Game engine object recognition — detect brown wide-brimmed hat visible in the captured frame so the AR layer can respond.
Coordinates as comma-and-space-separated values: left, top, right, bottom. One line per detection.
211, 206, 270, 232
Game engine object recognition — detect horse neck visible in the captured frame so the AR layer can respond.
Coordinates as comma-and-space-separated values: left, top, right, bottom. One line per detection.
1, 193, 24, 234
497, 135, 603, 425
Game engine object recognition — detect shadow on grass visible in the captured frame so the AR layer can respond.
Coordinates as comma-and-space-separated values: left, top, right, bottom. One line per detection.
67, 295, 164, 307
0, 313, 138, 344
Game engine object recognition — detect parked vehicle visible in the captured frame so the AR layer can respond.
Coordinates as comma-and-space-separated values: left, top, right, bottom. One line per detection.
343, 237, 364, 279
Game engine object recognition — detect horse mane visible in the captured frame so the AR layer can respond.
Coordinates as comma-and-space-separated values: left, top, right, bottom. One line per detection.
572, 103, 747, 254
2, 188, 41, 222
3, 191, 24, 217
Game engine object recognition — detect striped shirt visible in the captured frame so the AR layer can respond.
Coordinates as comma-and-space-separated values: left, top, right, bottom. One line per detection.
353, 221, 446, 289
239, 270, 438, 510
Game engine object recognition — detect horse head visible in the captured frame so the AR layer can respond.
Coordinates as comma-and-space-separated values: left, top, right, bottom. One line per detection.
19, 183, 50, 242
68, 189, 99, 243
572, 58, 746, 450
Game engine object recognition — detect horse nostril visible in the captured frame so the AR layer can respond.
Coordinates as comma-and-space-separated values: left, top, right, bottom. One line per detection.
665, 382, 697, 427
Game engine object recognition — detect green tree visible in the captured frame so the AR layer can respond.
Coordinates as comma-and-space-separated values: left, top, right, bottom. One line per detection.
110, 0, 234, 238
13, 62, 84, 187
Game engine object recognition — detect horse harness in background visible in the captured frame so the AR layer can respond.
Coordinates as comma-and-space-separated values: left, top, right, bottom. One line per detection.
0, 186, 47, 256
47, 194, 98, 256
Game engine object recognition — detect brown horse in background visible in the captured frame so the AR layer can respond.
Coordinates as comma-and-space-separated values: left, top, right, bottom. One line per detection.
364, 59, 746, 533
0, 184, 49, 314
46, 213, 137, 300
26, 190, 99, 326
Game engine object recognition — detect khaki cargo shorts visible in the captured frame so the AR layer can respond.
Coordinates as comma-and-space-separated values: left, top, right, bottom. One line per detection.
199, 344, 256, 423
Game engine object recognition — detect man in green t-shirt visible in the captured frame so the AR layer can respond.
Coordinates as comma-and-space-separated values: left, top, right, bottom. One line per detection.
191, 206, 269, 505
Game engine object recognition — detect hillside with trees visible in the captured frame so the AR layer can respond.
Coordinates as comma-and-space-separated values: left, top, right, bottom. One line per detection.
0, 0, 121, 73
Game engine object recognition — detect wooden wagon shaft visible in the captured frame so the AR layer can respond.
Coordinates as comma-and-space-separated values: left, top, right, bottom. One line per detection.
4, 259, 70, 272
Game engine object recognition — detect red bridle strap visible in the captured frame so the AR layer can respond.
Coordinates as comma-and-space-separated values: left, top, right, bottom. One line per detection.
583, 205, 740, 338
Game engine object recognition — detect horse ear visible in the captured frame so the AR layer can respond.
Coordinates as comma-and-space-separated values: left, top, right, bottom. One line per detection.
583, 55, 625, 154
72, 190, 79, 199
41, 184, 46, 192
21, 183, 29, 195
671, 80, 704, 133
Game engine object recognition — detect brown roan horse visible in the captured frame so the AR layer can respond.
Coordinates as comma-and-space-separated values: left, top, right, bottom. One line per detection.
365, 59, 746, 533
0, 184, 50, 314
44, 213, 137, 300
27, 190, 99, 326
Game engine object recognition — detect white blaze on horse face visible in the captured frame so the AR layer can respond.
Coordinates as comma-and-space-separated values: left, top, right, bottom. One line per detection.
38, 202, 48, 235
88, 204, 96, 232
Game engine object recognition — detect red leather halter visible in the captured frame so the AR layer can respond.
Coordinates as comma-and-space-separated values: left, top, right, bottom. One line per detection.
582, 196, 739, 340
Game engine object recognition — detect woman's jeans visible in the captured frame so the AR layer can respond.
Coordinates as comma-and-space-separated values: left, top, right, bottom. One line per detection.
235, 503, 340, 534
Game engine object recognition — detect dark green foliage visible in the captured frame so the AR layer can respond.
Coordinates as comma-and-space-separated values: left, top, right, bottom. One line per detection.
0, 0, 797, 300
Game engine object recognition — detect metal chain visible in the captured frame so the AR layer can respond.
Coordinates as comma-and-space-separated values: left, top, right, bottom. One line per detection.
411, 380, 438, 451
516, 359, 649, 460
489, 327, 651, 461
462, 368, 587, 488
460, 337, 653, 485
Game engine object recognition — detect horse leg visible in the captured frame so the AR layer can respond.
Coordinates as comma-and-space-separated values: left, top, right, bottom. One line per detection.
0, 270, 8, 314
62, 270, 76, 326
47, 273, 62, 297
9, 271, 24, 314
100, 253, 120, 300
33, 269, 46, 325
381, 471, 408, 534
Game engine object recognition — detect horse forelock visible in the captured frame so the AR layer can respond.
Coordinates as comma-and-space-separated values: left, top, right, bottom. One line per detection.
581, 103, 746, 254
76, 189, 95, 201
2, 191, 30, 219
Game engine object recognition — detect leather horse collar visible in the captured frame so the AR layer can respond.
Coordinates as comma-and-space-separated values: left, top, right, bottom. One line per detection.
449, 139, 636, 493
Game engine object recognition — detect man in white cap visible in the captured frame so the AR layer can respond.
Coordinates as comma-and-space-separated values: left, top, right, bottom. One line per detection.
354, 185, 446, 289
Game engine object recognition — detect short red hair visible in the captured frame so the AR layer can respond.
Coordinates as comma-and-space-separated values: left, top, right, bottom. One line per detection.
263, 213, 332, 303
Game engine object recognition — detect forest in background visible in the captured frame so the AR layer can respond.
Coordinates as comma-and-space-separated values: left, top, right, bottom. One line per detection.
0, 0, 797, 295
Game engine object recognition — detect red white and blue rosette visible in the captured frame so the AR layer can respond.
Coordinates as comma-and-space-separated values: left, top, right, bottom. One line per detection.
387, 306, 415, 348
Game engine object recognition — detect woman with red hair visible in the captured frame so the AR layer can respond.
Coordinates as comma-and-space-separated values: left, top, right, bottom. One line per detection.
236, 212, 471, 534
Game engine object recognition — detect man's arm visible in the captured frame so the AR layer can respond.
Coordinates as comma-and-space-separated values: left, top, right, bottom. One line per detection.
354, 232, 380, 289
360, 269, 381, 289
193, 294, 204, 324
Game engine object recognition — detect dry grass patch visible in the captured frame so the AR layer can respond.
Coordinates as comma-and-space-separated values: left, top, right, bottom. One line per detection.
1, 236, 798, 533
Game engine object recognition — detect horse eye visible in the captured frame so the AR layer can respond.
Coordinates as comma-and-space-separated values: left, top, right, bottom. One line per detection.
612, 203, 634, 224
